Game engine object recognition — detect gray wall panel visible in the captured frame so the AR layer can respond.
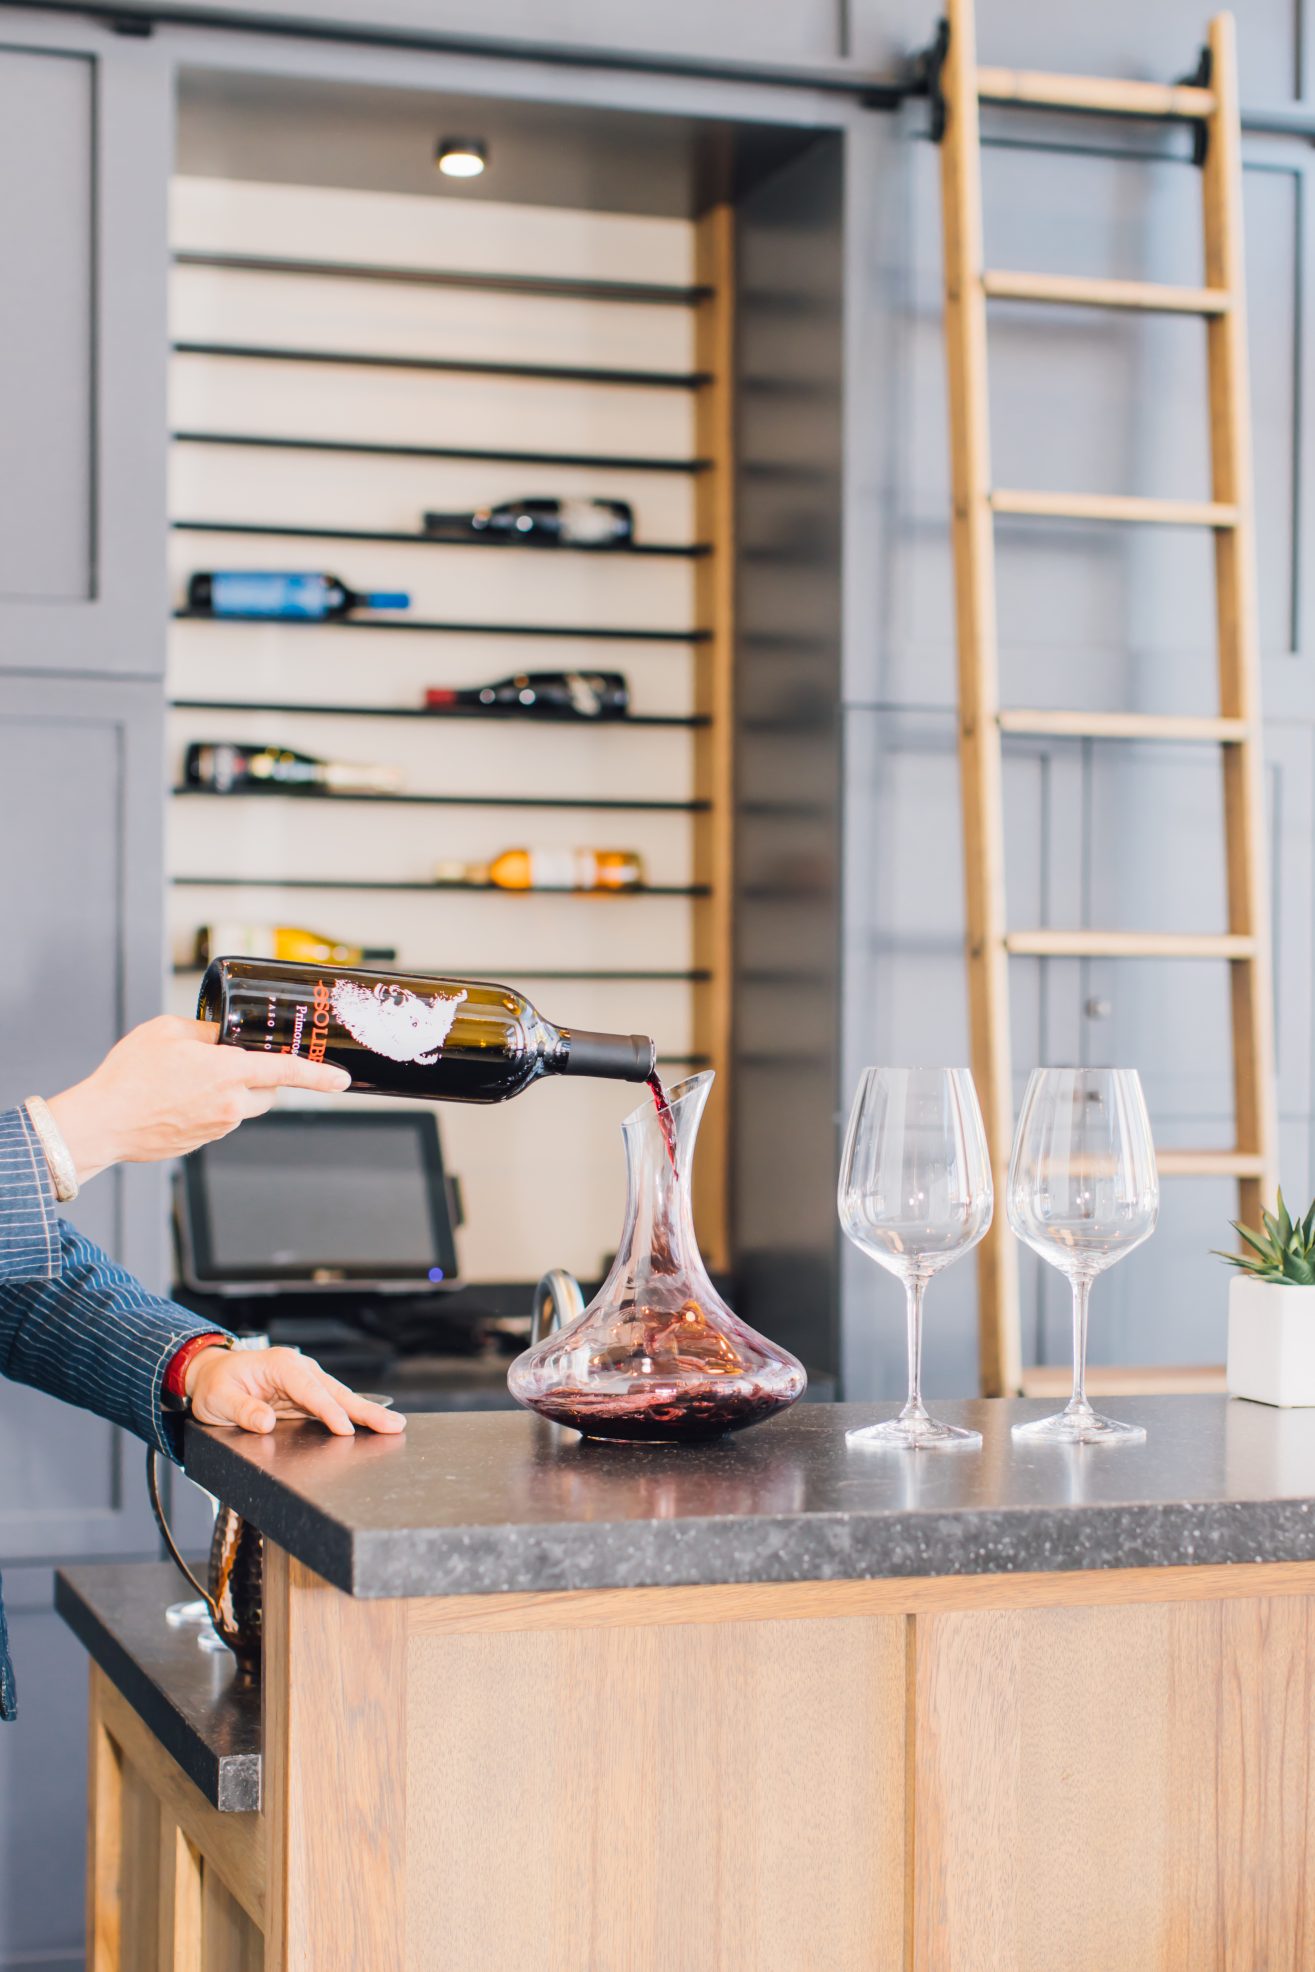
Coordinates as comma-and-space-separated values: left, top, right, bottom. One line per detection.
0, 48, 93, 606
0, 674, 168, 1563
0, 15, 169, 678
0, 1567, 88, 1969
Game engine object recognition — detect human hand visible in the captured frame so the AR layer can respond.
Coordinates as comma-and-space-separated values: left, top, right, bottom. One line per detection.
187, 1345, 405, 1438
45, 1015, 351, 1184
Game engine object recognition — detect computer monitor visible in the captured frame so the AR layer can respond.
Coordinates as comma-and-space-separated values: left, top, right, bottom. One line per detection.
176, 1110, 461, 1294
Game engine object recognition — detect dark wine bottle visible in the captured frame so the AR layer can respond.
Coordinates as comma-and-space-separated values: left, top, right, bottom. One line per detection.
421, 498, 634, 548
424, 670, 629, 720
186, 572, 411, 619
184, 741, 401, 796
198, 957, 655, 1102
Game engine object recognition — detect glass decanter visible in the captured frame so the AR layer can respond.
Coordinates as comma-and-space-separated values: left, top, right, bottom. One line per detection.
508, 1071, 806, 1442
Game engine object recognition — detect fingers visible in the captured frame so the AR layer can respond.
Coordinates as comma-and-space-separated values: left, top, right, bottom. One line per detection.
238, 1051, 352, 1094
282, 1357, 356, 1436
342, 1390, 407, 1434
235, 1395, 278, 1433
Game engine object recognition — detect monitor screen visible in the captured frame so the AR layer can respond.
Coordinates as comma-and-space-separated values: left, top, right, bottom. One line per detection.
178, 1110, 459, 1290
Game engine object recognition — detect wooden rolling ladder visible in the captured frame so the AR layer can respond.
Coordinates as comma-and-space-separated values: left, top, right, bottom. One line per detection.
933, 3, 1277, 1395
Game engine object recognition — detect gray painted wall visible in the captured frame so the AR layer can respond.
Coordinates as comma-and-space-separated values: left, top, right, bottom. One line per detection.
840, 6, 1315, 1402
0, 19, 170, 1968
0, 1, 1313, 1964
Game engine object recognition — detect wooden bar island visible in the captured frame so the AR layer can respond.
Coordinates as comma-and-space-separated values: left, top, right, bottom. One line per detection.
58, 1396, 1315, 1970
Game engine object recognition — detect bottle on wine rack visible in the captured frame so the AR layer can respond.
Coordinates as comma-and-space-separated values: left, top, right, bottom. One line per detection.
421, 498, 634, 548
193, 924, 397, 969
186, 572, 411, 620
199, 957, 655, 1102
434, 849, 647, 892
184, 741, 402, 797
424, 670, 630, 721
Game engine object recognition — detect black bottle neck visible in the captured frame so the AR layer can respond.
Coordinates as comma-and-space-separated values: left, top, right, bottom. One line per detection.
555, 1029, 655, 1083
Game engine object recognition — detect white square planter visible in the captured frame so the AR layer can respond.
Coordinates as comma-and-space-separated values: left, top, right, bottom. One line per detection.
1226, 1275, 1315, 1406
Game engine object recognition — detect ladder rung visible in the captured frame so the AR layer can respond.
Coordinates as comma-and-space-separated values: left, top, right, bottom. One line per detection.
998, 710, 1250, 744
976, 65, 1216, 120
982, 270, 1230, 316
1155, 1150, 1267, 1179
1022, 1363, 1226, 1397
991, 490, 1240, 527
1005, 930, 1257, 960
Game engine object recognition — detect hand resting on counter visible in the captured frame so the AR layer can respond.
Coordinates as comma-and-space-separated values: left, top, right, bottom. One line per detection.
187, 1343, 404, 1438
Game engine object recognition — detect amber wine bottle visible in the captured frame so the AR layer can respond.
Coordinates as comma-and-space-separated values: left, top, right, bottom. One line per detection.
434, 849, 646, 893
199, 957, 655, 1101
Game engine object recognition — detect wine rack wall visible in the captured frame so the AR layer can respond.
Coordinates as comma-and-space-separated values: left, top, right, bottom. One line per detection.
166, 174, 733, 1282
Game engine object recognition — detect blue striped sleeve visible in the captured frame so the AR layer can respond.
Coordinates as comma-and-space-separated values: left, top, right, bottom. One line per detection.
0, 1107, 59, 1283
0, 1217, 232, 1461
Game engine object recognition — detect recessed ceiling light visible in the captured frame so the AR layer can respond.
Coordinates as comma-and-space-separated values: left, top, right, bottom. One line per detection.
436, 139, 486, 180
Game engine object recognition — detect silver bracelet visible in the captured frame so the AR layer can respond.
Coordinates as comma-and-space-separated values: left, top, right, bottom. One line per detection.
24, 1096, 80, 1204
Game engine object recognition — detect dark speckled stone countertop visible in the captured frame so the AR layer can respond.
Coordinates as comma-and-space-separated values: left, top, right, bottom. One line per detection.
182, 1396, 1315, 1600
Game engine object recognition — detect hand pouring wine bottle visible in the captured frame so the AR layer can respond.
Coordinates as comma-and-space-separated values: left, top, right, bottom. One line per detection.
199, 956, 655, 1101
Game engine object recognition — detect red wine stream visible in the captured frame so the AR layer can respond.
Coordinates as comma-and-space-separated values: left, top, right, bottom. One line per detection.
648, 1070, 678, 1173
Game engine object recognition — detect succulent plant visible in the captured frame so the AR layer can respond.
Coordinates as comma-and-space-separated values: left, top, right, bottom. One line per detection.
1215, 1188, 1315, 1286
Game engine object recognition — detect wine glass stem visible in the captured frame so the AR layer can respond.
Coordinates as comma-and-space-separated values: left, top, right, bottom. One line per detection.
1069, 1274, 1092, 1413
903, 1274, 928, 1420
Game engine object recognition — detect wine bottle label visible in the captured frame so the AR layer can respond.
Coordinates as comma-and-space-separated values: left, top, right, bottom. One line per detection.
207, 573, 331, 619
295, 979, 469, 1067
565, 673, 602, 717
558, 500, 625, 545
526, 849, 597, 890
191, 743, 244, 791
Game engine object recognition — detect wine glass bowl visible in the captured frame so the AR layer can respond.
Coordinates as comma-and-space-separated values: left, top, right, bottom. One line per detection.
839, 1067, 994, 1450
1007, 1067, 1159, 1446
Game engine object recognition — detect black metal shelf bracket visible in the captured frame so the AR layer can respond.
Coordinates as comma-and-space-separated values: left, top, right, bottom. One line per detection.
170, 785, 708, 814
1176, 44, 1214, 165
170, 431, 712, 475
170, 518, 707, 558
169, 697, 709, 729
171, 611, 709, 645
914, 19, 950, 143
171, 875, 710, 897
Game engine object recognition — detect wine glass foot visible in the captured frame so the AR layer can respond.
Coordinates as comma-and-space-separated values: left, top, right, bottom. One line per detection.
1013, 1407, 1146, 1447
164, 1598, 211, 1628
846, 1416, 983, 1452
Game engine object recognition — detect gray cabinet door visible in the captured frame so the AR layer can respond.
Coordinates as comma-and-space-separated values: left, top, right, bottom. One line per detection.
0, 672, 168, 1972
0, 671, 168, 1562
0, 21, 169, 677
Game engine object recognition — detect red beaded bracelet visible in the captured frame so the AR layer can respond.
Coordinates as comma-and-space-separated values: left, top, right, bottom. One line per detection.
163, 1332, 230, 1402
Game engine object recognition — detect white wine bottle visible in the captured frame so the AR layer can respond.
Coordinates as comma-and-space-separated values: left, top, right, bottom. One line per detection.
184, 742, 402, 796
193, 924, 397, 968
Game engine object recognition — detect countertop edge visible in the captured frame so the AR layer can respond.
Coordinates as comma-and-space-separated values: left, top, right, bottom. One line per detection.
341, 1496, 1315, 1597
54, 1569, 262, 1814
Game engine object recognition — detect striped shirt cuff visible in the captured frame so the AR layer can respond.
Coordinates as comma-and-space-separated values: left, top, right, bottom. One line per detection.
0, 1107, 60, 1283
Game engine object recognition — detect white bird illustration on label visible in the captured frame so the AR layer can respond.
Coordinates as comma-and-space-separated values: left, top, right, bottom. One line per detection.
329, 981, 469, 1065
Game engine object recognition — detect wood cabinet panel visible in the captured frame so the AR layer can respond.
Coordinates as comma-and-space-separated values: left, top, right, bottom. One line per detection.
406, 1607, 906, 1972
913, 1596, 1315, 1970
201, 1867, 263, 1972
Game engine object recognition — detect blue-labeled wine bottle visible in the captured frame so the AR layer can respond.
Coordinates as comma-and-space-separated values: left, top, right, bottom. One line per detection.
186, 572, 411, 620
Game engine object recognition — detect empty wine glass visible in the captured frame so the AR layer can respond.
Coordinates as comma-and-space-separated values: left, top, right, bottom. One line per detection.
1008, 1067, 1159, 1446
839, 1067, 993, 1449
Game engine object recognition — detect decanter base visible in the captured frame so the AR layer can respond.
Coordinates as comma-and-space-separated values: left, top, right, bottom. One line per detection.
528, 1382, 793, 1443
